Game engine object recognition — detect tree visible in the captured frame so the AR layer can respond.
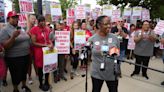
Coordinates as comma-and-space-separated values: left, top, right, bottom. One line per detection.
96, 0, 164, 19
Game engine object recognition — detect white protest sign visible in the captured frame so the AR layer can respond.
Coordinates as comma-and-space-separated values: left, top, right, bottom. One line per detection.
132, 7, 142, 20
142, 8, 150, 21
19, 0, 34, 13
55, 31, 70, 54
18, 13, 27, 28
124, 23, 130, 31
103, 5, 113, 17
75, 5, 86, 19
85, 4, 91, 16
154, 20, 164, 36
74, 30, 86, 50
50, 2, 62, 21
43, 47, 58, 74
123, 8, 132, 19
0, 0, 5, 23
112, 9, 121, 22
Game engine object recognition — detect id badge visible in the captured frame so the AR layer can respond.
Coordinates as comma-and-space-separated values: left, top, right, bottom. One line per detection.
101, 45, 109, 52
100, 62, 105, 71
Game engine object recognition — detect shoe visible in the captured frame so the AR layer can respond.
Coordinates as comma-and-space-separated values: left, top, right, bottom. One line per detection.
130, 73, 139, 77
161, 81, 164, 85
2, 80, 8, 87
28, 78, 33, 85
61, 76, 67, 81
39, 84, 50, 91
142, 75, 149, 80
70, 72, 74, 79
22, 86, 31, 92
13, 89, 19, 92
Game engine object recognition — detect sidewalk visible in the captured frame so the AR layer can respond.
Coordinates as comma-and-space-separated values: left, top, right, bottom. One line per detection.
2, 58, 164, 92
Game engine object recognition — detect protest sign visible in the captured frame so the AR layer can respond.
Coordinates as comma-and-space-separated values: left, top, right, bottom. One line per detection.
18, 13, 27, 28
55, 31, 70, 54
19, 0, 34, 13
0, 0, 5, 23
112, 9, 121, 22
66, 8, 75, 26
123, 8, 132, 19
50, 2, 62, 21
43, 47, 58, 74
132, 7, 142, 20
154, 20, 164, 36
74, 30, 86, 50
75, 5, 86, 19
103, 5, 113, 17
142, 8, 150, 21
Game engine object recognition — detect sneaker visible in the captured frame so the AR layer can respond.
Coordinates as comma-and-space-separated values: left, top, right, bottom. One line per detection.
39, 84, 50, 91
61, 76, 67, 81
28, 78, 33, 85
22, 86, 31, 92
2, 80, 8, 87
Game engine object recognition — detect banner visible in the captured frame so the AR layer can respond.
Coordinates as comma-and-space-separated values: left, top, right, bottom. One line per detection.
103, 5, 113, 17
132, 7, 142, 20
0, 0, 5, 23
55, 31, 70, 54
154, 20, 164, 35
66, 8, 75, 26
43, 47, 58, 74
142, 8, 150, 21
123, 8, 132, 19
74, 30, 86, 50
75, 5, 86, 19
50, 2, 62, 22
19, 0, 34, 13
18, 13, 27, 28
111, 9, 121, 22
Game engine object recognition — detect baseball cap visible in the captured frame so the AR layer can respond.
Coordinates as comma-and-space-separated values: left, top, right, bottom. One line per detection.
7, 11, 19, 18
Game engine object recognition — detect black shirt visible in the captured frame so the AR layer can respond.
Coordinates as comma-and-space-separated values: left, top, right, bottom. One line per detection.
111, 26, 128, 50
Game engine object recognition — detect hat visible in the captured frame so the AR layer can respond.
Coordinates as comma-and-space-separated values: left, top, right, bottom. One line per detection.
7, 11, 19, 18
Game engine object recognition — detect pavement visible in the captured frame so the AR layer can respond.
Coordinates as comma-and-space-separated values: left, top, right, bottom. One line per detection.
1, 57, 164, 92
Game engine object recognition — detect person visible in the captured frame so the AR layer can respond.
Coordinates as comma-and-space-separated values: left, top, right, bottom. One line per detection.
30, 15, 53, 91
127, 24, 136, 60
88, 15, 120, 92
130, 20, 156, 79
69, 21, 81, 79
0, 44, 6, 92
49, 20, 67, 81
81, 22, 92, 68
111, 18, 128, 61
111, 18, 128, 77
160, 32, 164, 86
26, 14, 37, 85
0, 11, 31, 92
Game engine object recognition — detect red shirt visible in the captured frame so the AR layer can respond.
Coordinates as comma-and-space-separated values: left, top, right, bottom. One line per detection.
85, 30, 92, 41
30, 26, 50, 68
63, 26, 70, 31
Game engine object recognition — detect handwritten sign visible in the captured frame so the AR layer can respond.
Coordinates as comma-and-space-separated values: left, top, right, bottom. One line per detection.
75, 5, 86, 19
103, 5, 113, 17
0, 0, 5, 23
55, 31, 70, 54
18, 13, 27, 27
19, 0, 34, 13
132, 7, 142, 20
50, 2, 62, 21
142, 8, 150, 21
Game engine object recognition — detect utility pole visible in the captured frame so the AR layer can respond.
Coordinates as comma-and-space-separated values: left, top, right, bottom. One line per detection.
37, 0, 42, 15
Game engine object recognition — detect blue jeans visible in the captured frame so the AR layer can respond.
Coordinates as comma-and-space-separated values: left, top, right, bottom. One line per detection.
118, 50, 125, 61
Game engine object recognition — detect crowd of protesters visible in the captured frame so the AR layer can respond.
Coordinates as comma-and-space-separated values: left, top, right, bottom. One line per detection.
0, 10, 164, 92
